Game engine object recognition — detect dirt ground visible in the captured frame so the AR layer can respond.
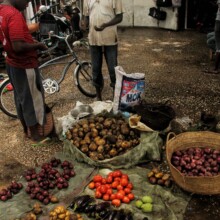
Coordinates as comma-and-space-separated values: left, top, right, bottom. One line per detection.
0, 27, 220, 219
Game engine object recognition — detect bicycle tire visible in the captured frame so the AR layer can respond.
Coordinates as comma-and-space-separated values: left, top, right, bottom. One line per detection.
0, 79, 17, 118
75, 61, 97, 98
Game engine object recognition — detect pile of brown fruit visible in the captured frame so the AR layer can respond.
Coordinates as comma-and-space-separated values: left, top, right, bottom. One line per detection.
65, 115, 140, 160
24, 158, 75, 205
147, 168, 172, 187
0, 181, 23, 201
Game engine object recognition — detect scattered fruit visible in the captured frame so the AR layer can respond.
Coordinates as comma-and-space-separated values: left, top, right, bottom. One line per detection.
135, 200, 143, 208
23, 157, 76, 205
141, 203, 153, 213
147, 167, 172, 187
142, 196, 153, 204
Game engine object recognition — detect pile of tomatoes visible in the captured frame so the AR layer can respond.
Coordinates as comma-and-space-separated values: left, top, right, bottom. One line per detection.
88, 170, 135, 207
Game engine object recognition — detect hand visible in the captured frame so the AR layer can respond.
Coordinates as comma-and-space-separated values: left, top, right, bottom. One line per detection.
94, 24, 106, 31
37, 42, 48, 51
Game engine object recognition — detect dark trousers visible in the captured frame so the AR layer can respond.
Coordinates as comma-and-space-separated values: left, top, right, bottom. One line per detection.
90, 45, 118, 88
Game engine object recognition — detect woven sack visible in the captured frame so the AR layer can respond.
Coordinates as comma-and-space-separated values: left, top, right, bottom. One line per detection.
133, 100, 175, 130
166, 131, 220, 195
28, 105, 54, 137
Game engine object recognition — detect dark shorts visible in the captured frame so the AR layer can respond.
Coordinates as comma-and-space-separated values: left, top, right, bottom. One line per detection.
6, 64, 45, 126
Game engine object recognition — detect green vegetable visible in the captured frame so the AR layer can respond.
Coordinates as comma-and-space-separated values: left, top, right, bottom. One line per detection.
141, 203, 153, 213
135, 200, 143, 208
141, 196, 153, 204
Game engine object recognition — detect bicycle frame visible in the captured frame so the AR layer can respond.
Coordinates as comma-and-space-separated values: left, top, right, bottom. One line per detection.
39, 32, 88, 85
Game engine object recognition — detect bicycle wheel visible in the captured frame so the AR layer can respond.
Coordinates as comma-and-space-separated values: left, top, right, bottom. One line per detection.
0, 79, 17, 118
75, 61, 97, 98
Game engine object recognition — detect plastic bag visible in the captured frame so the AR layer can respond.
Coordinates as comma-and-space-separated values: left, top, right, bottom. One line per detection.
113, 66, 145, 114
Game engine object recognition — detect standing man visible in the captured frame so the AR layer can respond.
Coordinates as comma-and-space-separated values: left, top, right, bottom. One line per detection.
83, 0, 124, 101
0, 0, 49, 142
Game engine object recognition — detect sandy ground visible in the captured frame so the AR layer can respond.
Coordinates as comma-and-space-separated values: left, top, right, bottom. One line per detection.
0, 27, 220, 219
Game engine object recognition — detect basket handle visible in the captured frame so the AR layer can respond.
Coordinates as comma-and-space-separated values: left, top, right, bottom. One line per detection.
166, 132, 176, 145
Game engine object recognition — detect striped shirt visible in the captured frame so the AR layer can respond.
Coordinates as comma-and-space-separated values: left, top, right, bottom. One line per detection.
0, 5, 38, 68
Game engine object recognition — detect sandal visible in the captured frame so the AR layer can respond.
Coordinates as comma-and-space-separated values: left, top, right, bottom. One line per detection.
28, 137, 52, 147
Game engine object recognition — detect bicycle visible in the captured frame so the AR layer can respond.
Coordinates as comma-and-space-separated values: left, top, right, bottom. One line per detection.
0, 32, 96, 118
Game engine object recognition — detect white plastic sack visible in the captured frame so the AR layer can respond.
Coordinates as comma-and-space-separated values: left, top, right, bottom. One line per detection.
113, 66, 145, 114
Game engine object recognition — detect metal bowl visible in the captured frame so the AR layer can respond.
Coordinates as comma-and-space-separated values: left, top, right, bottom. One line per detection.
70, 104, 93, 119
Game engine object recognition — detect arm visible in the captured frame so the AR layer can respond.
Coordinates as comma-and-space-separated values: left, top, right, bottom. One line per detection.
94, 13, 123, 31
12, 40, 48, 53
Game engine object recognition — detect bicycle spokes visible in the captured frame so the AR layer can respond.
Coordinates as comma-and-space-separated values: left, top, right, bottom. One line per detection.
42, 78, 59, 94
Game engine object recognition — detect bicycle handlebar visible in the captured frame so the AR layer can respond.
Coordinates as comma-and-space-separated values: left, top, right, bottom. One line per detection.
30, 3, 60, 21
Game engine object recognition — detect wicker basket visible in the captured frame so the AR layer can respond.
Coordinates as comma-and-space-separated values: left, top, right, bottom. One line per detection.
28, 106, 54, 137
166, 131, 220, 195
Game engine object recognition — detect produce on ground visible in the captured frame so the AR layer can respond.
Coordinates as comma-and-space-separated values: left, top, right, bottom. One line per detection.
24, 157, 75, 205
171, 147, 220, 176
88, 170, 135, 207
65, 114, 140, 160
147, 167, 172, 187
136, 195, 153, 213
0, 181, 23, 201
49, 205, 78, 220
69, 194, 134, 219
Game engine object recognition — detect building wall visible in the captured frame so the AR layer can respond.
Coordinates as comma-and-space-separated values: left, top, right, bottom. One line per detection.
120, 0, 179, 30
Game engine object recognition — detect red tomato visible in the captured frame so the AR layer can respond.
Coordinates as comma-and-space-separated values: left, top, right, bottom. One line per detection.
122, 196, 130, 204
102, 178, 107, 184
95, 191, 102, 199
116, 192, 124, 200
112, 170, 122, 178
124, 187, 131, 194
103, 194, 110, 201
106, 188, 113, 195
127, 183, 133, 189
120, 178, 129, 187
121, 174, 129, 180
107, 172, 114, 177
117, 185, 124, 191
95, 182, 102, 188
114, 177, 121, 182
110, 194, 117, 201
100, 185, 107, 194
106, 176, 113, 183
112, 199, 121, 207
111, 181, 119, 189
88, 182, 95, 189
93, 175, 103, 183
105, 184, 111, 189
127, 193, 135, 200
117, 190, 125, 196
96, 186, 101, 192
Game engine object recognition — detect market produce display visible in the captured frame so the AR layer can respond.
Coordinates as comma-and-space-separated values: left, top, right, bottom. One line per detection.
49, 205, 79, 220
171, 147, 220, 176
69, 194, 134, 219
135, 195, 153, 213
65, 115, 140, 160
24, 157, 76, 205
88, 170, 135, 207
0, 181, 23, 201
147, 167, 172, 187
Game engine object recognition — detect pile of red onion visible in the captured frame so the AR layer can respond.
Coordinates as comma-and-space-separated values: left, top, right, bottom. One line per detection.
171, 147, 220, 176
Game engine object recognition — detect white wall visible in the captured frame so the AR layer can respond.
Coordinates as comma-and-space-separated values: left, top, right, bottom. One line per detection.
120, 0, 179, 30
